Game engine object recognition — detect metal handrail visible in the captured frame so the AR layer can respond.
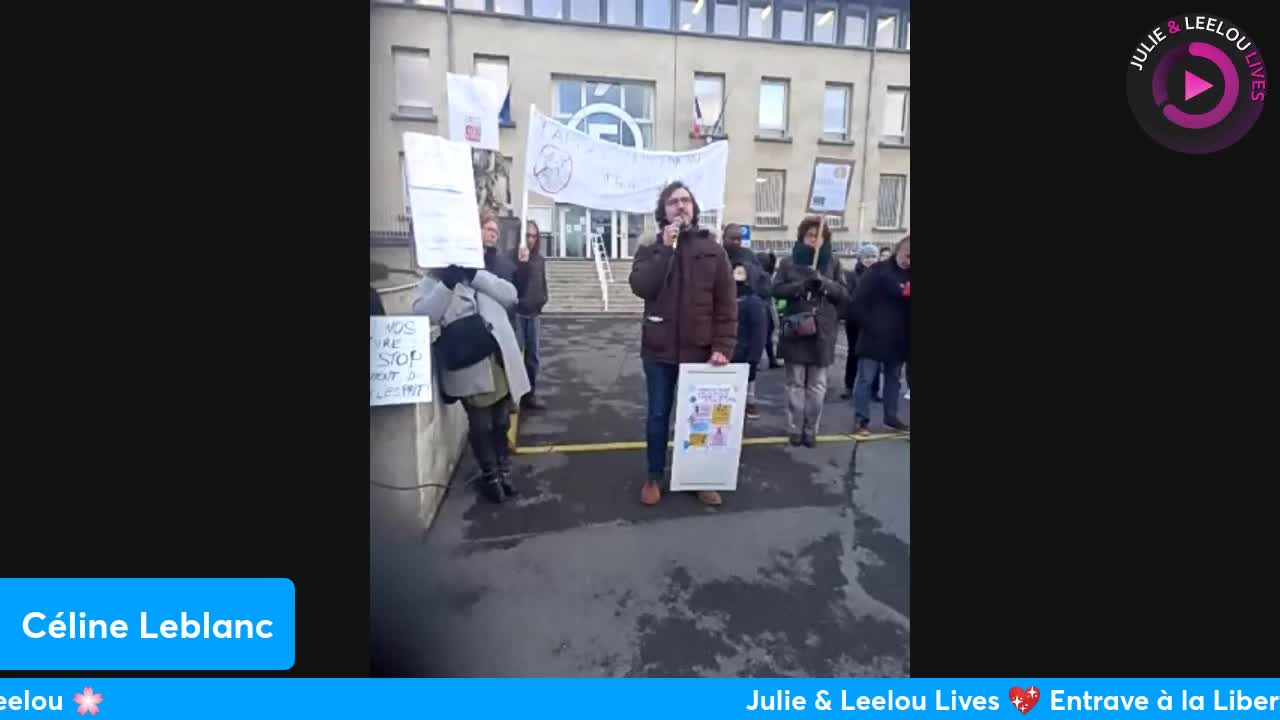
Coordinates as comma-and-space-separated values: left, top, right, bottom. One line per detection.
590, 234, 610, 312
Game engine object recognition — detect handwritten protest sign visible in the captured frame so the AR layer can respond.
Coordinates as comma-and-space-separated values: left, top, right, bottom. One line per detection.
446, 73, 503, 151
670, 363, 749, 492
402, 132, 484, 269
523, 105, 728, 213
370, 316, 433, 406
806, 157, 855, 214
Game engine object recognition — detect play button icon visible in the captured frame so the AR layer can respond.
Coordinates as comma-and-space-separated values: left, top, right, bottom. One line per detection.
1185, 70, 1214, 101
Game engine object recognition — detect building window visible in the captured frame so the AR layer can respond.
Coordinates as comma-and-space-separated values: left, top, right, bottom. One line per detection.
747, 0, 772, 37
698, 209, 721, 230
905, 17, 910, 49
532, 0, 563, 18
714, 0, 740, 34
755, 170, 786, 226
493, 0, 524, 14
811, 2, 836, 43
608, 0, 636, 25
842, 3, 867, 46
413, 0, 444, 6
757, 78, 788, 137
475, 56, 511, 124
679, 0, 707, 32
571, 0, 600, 22
822, 83, 851, 141
553, 78, 657, 148
779, 0, 804, 40
694, 74, 725, 135
876, 174, 906, 228
453, 0, 484, 10
882, 88, 909, 144
825, 214, 846, 229
643, 0, 671, 28
393, 48, 434, 117
875, 9, 899, 48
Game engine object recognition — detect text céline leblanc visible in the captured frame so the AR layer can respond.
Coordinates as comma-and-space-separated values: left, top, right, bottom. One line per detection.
23, 611, 274, 639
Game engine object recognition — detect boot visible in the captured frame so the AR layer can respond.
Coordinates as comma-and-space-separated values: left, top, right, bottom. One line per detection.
478, 472, 506, 504
496, 449, 518, 497
522, 393, 546, 410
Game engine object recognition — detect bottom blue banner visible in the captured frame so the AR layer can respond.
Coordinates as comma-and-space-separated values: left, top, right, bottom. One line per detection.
0, 679, 1275, 718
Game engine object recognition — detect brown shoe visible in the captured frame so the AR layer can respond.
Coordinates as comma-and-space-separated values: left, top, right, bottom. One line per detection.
640, 480, 661, 506
697, 491, 723, 506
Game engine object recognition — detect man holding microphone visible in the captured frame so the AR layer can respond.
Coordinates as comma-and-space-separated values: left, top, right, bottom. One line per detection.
629, 181, 737, 507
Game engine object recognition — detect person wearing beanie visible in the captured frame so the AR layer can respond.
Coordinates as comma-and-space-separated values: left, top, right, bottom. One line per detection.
840, 244, 882, 401
731, 261, 768, 420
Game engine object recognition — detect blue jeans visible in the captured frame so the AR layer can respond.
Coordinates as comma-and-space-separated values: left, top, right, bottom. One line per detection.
853, 357, 902, 425
515, 314, 541, 392
642, 359, 680, 477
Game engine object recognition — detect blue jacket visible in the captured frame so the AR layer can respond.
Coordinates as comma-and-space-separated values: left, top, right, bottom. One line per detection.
732, 292, 768, 366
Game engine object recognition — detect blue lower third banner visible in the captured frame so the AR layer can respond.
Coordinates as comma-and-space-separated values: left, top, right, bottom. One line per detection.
0, 679, 1275, 718
0, 578, 294, 670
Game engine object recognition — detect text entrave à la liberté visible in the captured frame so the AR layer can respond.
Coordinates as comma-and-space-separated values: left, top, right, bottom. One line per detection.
744, 689, 1280, 712
22, 611, 276, 640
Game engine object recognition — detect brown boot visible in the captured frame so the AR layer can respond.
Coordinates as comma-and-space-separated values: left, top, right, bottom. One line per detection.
640, 478, 661, 506
697, 491, 723, 506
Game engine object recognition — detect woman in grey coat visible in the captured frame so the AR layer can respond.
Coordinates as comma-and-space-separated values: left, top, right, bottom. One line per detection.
771, 217, 849, 447
413, 261, 531, 504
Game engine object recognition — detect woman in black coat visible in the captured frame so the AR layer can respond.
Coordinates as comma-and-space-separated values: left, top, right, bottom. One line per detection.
850, 234, 910, 435
771, 217, 848, 447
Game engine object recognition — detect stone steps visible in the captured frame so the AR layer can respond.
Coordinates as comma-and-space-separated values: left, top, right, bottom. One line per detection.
543, 260, 641, 315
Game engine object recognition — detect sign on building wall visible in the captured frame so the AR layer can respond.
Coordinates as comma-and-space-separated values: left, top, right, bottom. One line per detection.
523, 105, 728, 213
402, 132, 484, 269
370, 316, 433, 406
806, 157, 856, 215
446, 73, 503, 152
670, 363, 750, 493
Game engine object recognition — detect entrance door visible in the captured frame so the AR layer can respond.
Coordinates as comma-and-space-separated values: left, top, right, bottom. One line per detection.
588, 209, 614, 259
559, 206, 588, 258
618, 212, 648, 258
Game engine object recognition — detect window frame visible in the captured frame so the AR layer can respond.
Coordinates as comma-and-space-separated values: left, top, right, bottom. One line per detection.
693, 72, 726, 136
809, 0, 838, 44
874, 7, 901, 48
474, 54, 513, 125
551, 76, 657, 149
875, 173, 907, 230
821, 82, 852, 141
754, 168, 787, 228
840, 2, 868, 46
756, 77, 790, 138
391, 46, 435, 118
881, 86, 910, 145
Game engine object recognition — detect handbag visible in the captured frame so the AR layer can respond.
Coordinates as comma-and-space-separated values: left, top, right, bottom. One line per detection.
781, 308, 818, 339
435, 312, 500, 371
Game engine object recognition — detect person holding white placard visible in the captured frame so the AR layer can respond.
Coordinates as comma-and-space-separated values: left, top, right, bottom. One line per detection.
629, 181, 737, 508
771, 217, 849, 448
413, 211, 530, 504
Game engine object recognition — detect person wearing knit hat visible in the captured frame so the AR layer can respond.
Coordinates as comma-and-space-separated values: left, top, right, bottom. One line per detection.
839, 244, 883, 401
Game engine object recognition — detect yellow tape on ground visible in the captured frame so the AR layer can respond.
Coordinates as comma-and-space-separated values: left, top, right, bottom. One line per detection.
514, 432, 907, 455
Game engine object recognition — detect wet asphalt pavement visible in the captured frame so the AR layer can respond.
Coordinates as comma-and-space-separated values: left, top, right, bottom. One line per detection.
370, 318, 910, 677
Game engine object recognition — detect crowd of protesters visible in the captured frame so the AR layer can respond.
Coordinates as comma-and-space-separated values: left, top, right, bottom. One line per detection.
390, 181, 908, 507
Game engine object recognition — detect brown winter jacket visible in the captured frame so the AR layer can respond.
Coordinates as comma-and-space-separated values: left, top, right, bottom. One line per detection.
629, 227, 737, 364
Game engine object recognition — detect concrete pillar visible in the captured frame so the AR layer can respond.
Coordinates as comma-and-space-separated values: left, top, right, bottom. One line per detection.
370, 285, 470, 544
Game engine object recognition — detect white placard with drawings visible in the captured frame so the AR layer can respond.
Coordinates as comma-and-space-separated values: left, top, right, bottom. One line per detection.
670, 363, 749, 492
370, 316, 433, 406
